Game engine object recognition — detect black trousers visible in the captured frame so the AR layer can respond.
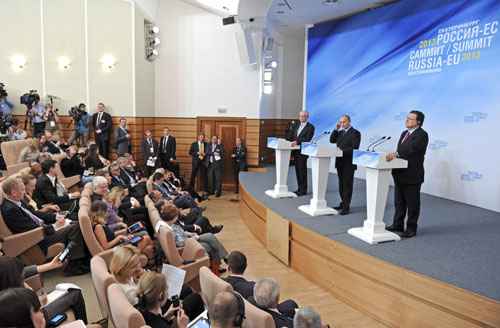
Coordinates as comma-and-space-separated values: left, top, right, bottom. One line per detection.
43, 289, 87, 323
189, 160, 208, 192
337, 166, 355, 210
392, 183, 422, 232
160, 155, 180, 177
207, 161, 223, 195
95, 134, 109, 159
33, 122, 46, 137
40, 224, 87, 261
293, 153, 308, 194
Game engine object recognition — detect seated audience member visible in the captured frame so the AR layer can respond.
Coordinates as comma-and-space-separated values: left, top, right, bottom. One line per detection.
19, 138, 41, 163
104, 186, 129, 232
0, 288, 46, 328
33, 159, 80, 209
1, 177, 88, 275
136, 271, 190, 328
110, 245, 145, 305
41, 131, 63, 155
90, 176, 109, 202
294, 307, 328, 328
7, 118, 27, 140
0, 257, 87, 323
209, 291, 246, 328
84, 143, 107, 174
151, 171, 202, 211
60, 145, 84, 177
21, 173, 59, 224
110, 162, 128, 188
157, 203, 228, 268
117, 155, 149, 200
90, 200, 154, 258
254, 278, 298, 328
30, 162, 43, 178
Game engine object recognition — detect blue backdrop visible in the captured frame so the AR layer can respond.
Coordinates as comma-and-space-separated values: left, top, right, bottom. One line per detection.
306, 0, 500, 211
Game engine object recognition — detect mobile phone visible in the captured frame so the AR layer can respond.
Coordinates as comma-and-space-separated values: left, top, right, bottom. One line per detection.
48, 313, 67, 327
58, 245, 72, 262
170, 295, 180, 307
127, 222, 143, 234
128, 235, 143, 245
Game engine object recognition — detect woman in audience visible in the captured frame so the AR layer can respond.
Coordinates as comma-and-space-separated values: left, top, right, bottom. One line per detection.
0, 257, 88, 323
7, 118, 28, 140
109, 245, 145, 305
19, 138, 41, 163
104, 186, 129, 232
158, 203, 228, 270
136, 271, 189, 328
0, 288, 46, 328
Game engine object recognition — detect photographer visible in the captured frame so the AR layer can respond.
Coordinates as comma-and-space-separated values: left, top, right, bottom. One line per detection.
43, 103, 60, 137
0, 84, 14, 134
68, 103, 90, 146
30, 94, 46, 137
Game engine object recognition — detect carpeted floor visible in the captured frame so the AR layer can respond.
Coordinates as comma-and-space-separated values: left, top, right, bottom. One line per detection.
240, 167, 500, 301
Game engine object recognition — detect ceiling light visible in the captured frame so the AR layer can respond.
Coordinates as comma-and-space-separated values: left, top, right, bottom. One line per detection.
57, 56, 71, 70
151, 26, 160, 34
323, 0, 339, 5
100, 54, 116, 71
11, 55, 27, 71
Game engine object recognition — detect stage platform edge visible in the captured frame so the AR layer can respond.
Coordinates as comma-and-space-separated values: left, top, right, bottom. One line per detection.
239, 184, 500, 328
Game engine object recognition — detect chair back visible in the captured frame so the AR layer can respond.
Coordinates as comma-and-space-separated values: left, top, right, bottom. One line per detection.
144, 195, 160, 229
107, 284, 146, 328
79, 185, 104, 256
242, 299, 275, 328
90, 255, 116, 322
199, 266, 233, 307
158, 226, 184, 267
0, 139, 32, 166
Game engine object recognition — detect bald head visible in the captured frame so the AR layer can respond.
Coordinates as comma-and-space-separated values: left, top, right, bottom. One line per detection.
209, 291, 241, 328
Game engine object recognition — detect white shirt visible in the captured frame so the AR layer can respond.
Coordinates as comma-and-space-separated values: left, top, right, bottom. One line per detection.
47, 174, 57, 187
297, 122, 307, 137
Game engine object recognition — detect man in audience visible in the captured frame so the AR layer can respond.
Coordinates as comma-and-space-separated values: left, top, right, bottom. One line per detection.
188, 133, 208, 193
206, 135, 224, 197
42, 131, 63, 154
294, 307, 327, 328
60, 145, 84, 177
33, 160, 80, 209
109, 162, 128, 188
141, 129, 159, 177
254, 278, 296, 328
224, 251, 254, 299
209, 291, 246, 328
30, 94, 46, 137
1, 177, 88, 275
92, 102, 112, 158
158, 127, 179, 176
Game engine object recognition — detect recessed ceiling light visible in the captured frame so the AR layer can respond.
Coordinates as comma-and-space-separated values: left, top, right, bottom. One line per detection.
323, 0, 339, 5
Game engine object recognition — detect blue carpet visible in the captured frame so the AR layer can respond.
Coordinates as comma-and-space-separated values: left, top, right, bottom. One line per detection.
240, 167, 500, 301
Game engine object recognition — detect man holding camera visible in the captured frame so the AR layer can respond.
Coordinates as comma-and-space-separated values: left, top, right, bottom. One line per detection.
68, 104, 90, 146
0, 85, 14, 123
30, 94, 46, 137
92, 102, 112, 158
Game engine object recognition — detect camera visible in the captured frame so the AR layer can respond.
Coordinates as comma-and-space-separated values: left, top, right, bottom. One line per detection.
69, 103, 86, 122
0, 82, 7, 98
20, 90, 39, 109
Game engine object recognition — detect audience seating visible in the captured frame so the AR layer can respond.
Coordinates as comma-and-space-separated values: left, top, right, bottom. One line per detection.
144, 195, 160, 229
107, 284, 146, 328
90, 254, 116, 326
0, 181, 64, 265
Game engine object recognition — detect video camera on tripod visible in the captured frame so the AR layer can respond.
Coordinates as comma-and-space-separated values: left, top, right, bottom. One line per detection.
20, 90, 40, 129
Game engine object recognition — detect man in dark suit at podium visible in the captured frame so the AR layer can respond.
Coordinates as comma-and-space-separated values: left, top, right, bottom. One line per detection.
330, 115, 361, 215
286, 111, 315, 196
386, 110, 429, 238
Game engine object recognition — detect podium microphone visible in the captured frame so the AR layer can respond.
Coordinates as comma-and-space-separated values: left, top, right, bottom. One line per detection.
366, 136, 386, 151
311, 130, 331, 144
372, 136, 392, 152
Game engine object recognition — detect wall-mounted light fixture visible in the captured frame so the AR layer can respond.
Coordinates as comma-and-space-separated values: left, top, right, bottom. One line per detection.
145, 22, 161, 62
265, 60, 278, 69
57, 56, 71, 70
100, 54, 116, 72
11, 55, 27, 71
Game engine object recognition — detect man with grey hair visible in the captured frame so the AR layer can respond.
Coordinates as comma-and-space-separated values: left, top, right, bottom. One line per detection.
294, 307, 325, 328
90, 176, 109, 202
254, 278, 295, 328
209, 291, 244, 328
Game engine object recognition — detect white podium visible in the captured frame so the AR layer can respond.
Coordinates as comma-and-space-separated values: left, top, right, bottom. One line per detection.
348, 150, 408, 244
298, 142, 343, 216
265, 137, 300, 199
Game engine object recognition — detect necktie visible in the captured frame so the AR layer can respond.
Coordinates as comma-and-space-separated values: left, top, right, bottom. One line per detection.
200, 142, 204, 154
97, 112, 102, 127
401, 131, 410, 144
20, 203, 44, 226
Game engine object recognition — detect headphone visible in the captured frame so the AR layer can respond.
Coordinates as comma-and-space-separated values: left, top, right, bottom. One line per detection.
233, 292, 246, 327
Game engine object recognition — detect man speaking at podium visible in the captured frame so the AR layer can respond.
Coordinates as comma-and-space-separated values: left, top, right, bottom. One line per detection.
386, 110, 429, 238
330, 115, 361, 215
286, 111, 315, 196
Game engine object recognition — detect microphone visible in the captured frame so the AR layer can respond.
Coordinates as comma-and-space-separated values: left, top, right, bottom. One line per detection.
311, 130, 331, 144
372, 136, 392, 152
366, 136, 386, 151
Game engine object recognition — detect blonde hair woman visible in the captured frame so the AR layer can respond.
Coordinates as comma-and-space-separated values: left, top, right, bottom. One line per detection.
110, 245, 145, 305
18, 138, 41, 163
136, 272, 189, 328
103, 186, 128, 232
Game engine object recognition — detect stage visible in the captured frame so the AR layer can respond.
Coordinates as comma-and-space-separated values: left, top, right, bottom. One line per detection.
239, 167, 500, 327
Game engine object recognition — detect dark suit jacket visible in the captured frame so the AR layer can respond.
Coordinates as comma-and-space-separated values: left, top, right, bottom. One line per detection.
330, 127, 361, 170
120, 167, 137, 185
1, 199, 54, 236
111, 175, 128, 189
33, 174, 70, 207
42, 141, 63, 155
286, 121, 315, 155
392, 127, 429, 185
141, 138, 159, 161
205, 143, 224, 166
92, 112, 112, 139
115, 127, 131, 155
21, 198, 56, 224
159, 136, 177, 160
232, 146, 248, 170
224, 276, 255, 300
189, 141, 208, 164
60, 155, 84, 177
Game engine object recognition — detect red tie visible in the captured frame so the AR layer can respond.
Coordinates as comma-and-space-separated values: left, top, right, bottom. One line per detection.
401, 131, 410, 144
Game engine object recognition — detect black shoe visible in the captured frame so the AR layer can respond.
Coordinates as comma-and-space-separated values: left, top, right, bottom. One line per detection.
401, 230, 417, 238
215, 193, 221, 198
295, 191, 306, 196
63, 262, 90, 276
333, 205, 343, 210
339, 208, 350, 215
212, 225, 223, 234
386, 224, 404, 233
